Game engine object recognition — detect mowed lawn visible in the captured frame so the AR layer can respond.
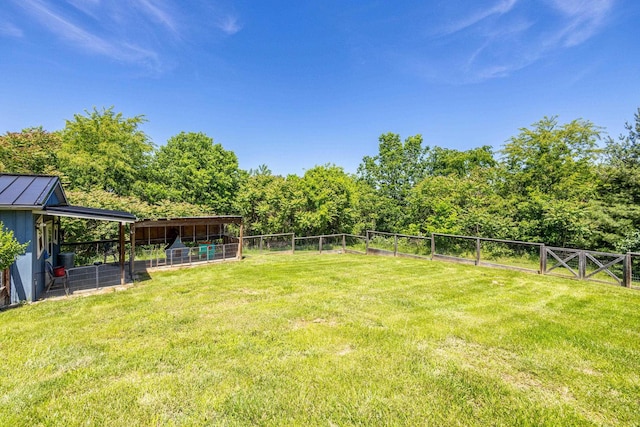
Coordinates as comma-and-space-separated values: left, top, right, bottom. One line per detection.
1, 253, 640, 426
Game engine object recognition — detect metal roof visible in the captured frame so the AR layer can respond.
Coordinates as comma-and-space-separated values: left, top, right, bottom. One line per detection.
42, 205, 136, 223
0, 174, 68, 208
1, 174, 135, 223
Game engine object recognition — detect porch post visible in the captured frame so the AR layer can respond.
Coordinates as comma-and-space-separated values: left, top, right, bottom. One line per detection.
119, 222, 125, 285
238, 222, 244, 259
129, 223, 136, 279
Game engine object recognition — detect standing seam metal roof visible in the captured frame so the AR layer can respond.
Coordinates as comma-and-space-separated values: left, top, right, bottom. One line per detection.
0, 174, 65, 207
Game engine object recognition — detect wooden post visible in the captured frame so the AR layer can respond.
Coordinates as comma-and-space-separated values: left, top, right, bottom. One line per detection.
292, 234, 295, 253
129, 223, 135, 279
431, 234, 435, 260
119, 222, 125, 285
342, 234, 346, 253
539, 245, 546, 275
259, 236, 263, 252
578, 251, 586, 280
366, 231, 370, 255
319, 236, 323, 253
238, 224, 244, 259
475, 238, 481, 266
624, 253, 632, 288
394, 234, 398, 257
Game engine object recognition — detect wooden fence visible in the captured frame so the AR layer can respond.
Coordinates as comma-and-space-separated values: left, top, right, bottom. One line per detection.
244, 231, 638, 289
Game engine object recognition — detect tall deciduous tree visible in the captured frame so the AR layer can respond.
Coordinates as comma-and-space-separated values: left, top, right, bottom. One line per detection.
357, 133, 428, 230
145, 132, 243, 214
500, 117, 602, 246
59, 107, 153, 195
0, 127, 61, 174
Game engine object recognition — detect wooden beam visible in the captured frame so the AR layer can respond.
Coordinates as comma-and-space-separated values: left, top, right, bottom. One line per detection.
119, 222, 125, 285
129, 223, 135, 278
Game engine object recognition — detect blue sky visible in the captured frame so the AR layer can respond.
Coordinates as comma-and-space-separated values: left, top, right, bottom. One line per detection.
1, 0, 639, 176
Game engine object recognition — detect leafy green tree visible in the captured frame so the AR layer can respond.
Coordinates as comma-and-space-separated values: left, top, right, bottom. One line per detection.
357, 133, 428, 231
235, 172, 295, 235
501, 116, 601, 200
59, 107, 153, 195
589, 108, 640, 250
0, 127, 61, 174
426, 146, 496, 177
294, 165, 362, 236
358, 133, 428, 203
0, 222, 28, 270
499, 117, 602, 246
145, 132, 243, 214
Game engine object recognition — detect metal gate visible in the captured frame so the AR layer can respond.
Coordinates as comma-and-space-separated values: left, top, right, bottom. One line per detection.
543, 247, 630, 286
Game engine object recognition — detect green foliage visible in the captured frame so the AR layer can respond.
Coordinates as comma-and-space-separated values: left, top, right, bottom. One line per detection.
0, 222, 28, 270
0, 127, 61, 174
358, 133, 428, 203
501, 116, 601, 200
59, 107, 153, 195
62, 189, 211, 242
236, 165, 366, 236
143, 132, 242, 213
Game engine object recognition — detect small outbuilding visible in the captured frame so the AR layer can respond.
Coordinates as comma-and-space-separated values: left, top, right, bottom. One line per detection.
0, 174, 135, 303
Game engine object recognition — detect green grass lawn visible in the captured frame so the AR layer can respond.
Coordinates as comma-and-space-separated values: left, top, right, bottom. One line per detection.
1, 253, 639, 426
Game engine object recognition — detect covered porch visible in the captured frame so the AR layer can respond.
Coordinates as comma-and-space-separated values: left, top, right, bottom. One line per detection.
41, 205, 136, 297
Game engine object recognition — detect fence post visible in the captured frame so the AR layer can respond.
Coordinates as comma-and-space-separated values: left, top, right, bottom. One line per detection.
292, 234, 296, 253
624, 253, 632, 287
259, 236, 263, 252
342, 234, 346, 253
222, 244, 226, 260
394, 234, 398, 257
539, 245, 546, 275
578, 251, 586, 280
319, 236, 323, 254
431, 234, 435, 260
366, 231, 370, 255
475, 238, 481, 266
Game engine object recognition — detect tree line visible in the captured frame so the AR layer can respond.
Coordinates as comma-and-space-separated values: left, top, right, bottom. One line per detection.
1, 106, 640, 252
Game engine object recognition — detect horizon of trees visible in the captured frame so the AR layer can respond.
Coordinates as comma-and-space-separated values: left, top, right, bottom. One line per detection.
1, 106, 640, 252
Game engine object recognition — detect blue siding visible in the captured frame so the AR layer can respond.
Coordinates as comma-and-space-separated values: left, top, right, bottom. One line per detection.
0, 210, 34, 302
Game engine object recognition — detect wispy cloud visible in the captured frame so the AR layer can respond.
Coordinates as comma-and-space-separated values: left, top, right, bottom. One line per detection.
0, 21, 23, 38
133, 0, 180, 37
17, 0, 160, 68
412, 0, 616, 83
545, 0, 614, 47
216, 15, 242, 36
442, 0, 519, 35
8, 0, 243, 73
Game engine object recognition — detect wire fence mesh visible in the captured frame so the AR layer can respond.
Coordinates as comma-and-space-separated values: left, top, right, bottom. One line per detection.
432, 233, 477, 263
366, 231, 431, 258
243, 233, 294, 254
479, 239, 541, 272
